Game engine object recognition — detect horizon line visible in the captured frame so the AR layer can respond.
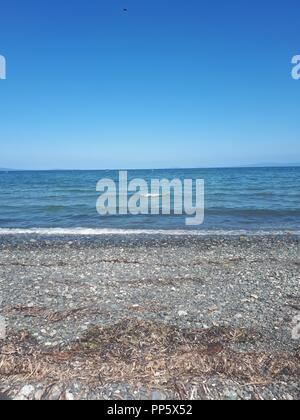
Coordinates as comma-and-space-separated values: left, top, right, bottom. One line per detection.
1, 163, 300, 172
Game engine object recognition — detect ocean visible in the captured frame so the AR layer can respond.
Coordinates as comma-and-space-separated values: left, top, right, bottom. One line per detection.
0, 167, 299, 234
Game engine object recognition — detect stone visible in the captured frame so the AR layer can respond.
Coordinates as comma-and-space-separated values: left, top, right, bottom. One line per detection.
224, 390, 238, 400
0, 392, 11, 401
34, 389, 44, 400
65, 391, 75, 401
48, 384, 63, 400
152, 390, 166, 400
16, 385, 35, 400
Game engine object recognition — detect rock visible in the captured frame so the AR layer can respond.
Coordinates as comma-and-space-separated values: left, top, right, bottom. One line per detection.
223, 390, 238, 400
152, 390, 166, 400
48, 384, 63, 400
34, 389, 44, 400
178, 310, 188, 317
65, 390, 75, 401
15, 385, 35, 400
0, 392, 11, 401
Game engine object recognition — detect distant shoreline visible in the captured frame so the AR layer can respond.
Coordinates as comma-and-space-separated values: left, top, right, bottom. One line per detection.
1, 164, 300, 172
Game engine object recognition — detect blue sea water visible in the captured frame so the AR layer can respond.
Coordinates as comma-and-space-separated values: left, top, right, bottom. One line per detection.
0, 167, 299, 233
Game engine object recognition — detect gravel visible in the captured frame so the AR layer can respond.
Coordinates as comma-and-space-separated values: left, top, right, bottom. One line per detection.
0, 233, 299, 400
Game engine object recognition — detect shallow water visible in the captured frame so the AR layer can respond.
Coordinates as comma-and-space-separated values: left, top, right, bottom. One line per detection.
0, 167, 299, 232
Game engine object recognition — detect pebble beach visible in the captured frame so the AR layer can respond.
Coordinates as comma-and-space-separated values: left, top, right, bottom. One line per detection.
0, 233, 299, 400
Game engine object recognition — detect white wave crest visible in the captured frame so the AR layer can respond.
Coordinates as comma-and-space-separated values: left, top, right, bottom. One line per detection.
0, 228, 299, 236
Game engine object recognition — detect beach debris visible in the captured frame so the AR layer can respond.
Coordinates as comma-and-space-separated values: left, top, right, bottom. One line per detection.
1, 235, 299, 400
1, 319, 299, 400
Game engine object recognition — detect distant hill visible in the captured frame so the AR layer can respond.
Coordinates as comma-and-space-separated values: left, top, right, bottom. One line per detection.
244, 163, 300, 168
0, 168, 15, 171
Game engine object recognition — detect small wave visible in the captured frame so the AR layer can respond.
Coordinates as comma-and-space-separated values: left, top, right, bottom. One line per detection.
43, 205, 69, 212
0, 228, 299, 236
205, 208, 300, 217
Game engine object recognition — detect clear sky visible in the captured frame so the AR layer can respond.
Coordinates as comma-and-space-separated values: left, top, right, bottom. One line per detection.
0, 0, 299, 169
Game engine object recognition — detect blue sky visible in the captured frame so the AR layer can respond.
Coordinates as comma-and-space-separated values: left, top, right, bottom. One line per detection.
0, 0, 299, 169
